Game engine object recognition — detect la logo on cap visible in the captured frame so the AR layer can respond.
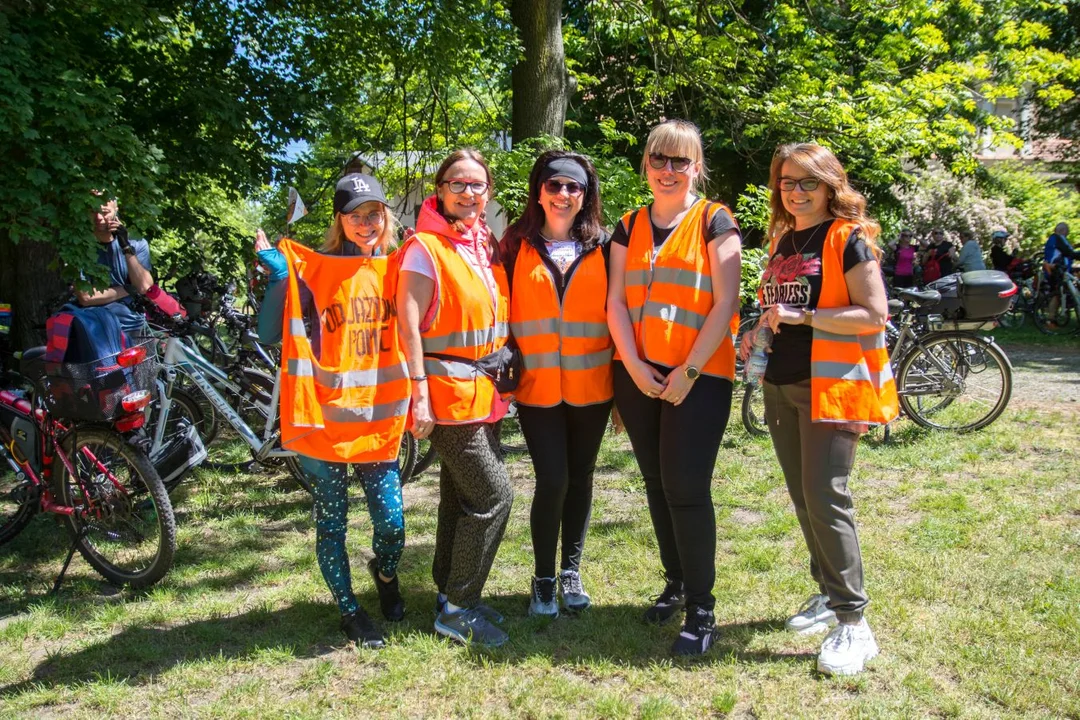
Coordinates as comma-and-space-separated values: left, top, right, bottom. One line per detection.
351, 177, 370, 193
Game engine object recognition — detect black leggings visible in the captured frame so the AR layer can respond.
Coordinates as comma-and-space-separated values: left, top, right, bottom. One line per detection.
517, 400, 612, 578
613, 361, 732, 609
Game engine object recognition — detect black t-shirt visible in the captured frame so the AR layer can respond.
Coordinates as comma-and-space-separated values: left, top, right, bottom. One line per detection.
990, 245, 1014, 272
610, 201, 740, 247
760, 220, 876, 385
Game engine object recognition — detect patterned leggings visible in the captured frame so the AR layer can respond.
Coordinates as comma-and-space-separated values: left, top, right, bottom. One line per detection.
297, 455, 405, 616
429, 422, 513, 608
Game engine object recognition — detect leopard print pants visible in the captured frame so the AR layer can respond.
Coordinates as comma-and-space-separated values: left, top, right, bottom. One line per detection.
429, 422, 513, 608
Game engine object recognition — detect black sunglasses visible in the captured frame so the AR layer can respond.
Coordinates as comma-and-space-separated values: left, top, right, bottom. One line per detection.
543, 179, 585, 196
648, 153, 693, 173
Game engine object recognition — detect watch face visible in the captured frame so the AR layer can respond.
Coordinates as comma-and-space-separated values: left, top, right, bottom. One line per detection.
685, 366, 700, 380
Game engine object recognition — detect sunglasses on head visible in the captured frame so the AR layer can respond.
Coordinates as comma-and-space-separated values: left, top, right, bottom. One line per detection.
648, 153, 693, 173
543, 179, 585, 196
778, 177, 822, 192
440, 179, 489, 195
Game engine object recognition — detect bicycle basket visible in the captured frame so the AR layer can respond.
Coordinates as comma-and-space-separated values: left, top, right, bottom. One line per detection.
37, 338, 159, 422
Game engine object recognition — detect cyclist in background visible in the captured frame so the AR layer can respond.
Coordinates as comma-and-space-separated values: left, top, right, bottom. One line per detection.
1043, 222, 1078, 326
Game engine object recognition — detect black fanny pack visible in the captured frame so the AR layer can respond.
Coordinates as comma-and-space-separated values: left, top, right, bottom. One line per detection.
426, 341, 522, 394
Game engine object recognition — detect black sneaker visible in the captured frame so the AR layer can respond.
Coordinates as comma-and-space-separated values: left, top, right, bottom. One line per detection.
671, 605, 715, 656
367, 558, 405, 622
341, 608, 386, 649
643, 578, 686, 624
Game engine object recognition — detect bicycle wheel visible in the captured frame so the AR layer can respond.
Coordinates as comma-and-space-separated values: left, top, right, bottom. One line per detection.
149, 388, 206, 493
412, 438, 437, 477
897, 333, 1012, 432
998, 295, 1026, 328
0, 450, 38, 545
397, 432, 418, 484
236, 369, 312, 492
53, 427, 176, 588
740, 382, 769, 437
1032, 289, 1079, 335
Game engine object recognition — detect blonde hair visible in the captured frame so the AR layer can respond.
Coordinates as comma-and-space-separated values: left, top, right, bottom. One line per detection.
322, 203, 399, 255
768, 143, 880, 249
640, 119, 709, 194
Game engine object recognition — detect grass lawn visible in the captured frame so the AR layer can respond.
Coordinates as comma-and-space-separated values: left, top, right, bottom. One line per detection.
0, 395, 1077, 717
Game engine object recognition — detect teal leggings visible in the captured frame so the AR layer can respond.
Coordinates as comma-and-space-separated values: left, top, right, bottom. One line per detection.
297, 456, 405, 616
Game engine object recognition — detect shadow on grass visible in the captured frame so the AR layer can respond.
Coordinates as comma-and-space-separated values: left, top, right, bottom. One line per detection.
0, 601, 343, 697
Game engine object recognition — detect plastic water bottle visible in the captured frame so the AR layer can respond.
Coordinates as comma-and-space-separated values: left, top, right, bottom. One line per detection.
744, 325, 774, 385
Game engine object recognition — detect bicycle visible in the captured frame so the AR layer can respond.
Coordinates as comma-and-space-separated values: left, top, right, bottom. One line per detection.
1032, 265, 1080, 336
0, 338, 177, 590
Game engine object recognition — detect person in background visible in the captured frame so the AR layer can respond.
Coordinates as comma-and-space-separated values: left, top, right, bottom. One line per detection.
955, 230, 986, 272
500, 151, 612, 619
891, 230, 917, 288
741, 142, 897, 677
607, 119, 742, 656
75, 193, 180, 332
255, 174, 407, 650
1043, 222, 1078, 327
989, 230, 1020, 273
919, 228, 956, 283
397, 149, 514, 648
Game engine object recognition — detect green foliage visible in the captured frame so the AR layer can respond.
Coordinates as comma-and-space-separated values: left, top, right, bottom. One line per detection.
734, 184, 772, 237
740, 247, 767, 309
985, 162, 1080, 255
893, 166, 1023, 246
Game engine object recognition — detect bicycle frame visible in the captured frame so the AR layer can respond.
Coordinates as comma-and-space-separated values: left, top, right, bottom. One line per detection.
886, 312, 972, 397
149, 335, 291, 463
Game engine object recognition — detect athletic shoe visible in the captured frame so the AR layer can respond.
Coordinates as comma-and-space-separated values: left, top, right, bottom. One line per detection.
341, 608, 386, 649
367, 558, 405, 622
529, 576, 559, 618
643, 578, 685, 624
785, 593, 837, 635
434, 593, 505, 624
435, 607, 509, 648
558, 569, 592, 612
671, 605, 715, 656
817, 619, 879, 676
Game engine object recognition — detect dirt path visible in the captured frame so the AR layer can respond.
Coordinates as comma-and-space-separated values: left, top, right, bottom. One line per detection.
998, 340, 1080, 408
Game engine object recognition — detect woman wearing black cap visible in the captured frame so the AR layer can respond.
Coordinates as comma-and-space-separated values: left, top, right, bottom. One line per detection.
253, 173, 407, 649
499, 151, 612, 618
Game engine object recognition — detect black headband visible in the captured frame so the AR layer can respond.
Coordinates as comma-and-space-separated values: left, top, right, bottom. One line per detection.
538, 157, 588, 188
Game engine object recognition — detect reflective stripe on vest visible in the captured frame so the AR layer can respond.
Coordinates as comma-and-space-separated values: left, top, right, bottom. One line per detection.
509, 242, 614, 407
763, 221, 899, 424
278, 238, 409, 462
409, 232, 510, 423
619, 200, 739, 380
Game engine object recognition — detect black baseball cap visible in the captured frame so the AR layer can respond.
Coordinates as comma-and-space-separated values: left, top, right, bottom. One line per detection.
333, 173, 389, 215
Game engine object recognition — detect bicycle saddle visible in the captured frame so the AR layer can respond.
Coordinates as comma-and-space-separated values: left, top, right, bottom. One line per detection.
887, 299, 904, 316
18, 346, 47, 379
898, 289, 941, 306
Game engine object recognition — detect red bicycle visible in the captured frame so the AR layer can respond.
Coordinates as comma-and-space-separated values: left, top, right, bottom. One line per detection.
0, 339, 176, 590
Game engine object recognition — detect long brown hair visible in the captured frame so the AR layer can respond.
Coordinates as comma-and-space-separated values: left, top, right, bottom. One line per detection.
500, 150, 604, 265
767, 143, 880, 247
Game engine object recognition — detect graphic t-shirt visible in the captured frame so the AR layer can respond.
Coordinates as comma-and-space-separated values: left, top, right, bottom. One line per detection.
760, 220, 876, 385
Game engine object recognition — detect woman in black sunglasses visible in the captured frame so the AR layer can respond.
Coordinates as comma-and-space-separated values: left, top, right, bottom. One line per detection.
606, 119, 742, 655
499, 150, 613, 619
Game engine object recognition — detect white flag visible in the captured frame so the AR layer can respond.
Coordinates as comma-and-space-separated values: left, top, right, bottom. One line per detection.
286, 186, 308, 225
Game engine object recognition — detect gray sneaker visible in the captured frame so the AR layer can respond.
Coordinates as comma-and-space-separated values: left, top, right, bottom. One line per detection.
785, 593, 837, 636
435, 607, 509, 648
434, 593, 505, 624
529, 576, 559, 618
558, 569, 591, 612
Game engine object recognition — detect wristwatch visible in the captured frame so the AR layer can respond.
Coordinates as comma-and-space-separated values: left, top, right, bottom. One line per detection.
683, 365, 700, 381
802, 308, 816, 326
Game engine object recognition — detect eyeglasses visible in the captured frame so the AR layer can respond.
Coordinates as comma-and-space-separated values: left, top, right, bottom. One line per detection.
440, 179, 489, 194
648, 153, 693, 173
778, 177, 822, 192
543, 179, 585, 196
342, 209, 385, 227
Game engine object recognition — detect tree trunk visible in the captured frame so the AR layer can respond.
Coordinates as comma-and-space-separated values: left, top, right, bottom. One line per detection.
511, 0, 571, 144
0, 230, 67, 352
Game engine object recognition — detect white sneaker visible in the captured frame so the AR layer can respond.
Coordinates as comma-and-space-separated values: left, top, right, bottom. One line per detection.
785, 594, 837, 635
817, 619, 879, 676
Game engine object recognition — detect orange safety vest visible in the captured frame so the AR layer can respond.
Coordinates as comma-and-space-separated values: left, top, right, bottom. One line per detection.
406, 232, 510, 423
763, 220, 899, 425
279, 239, 410, 462
619, 199, 739, 380
509, 241, 613, 407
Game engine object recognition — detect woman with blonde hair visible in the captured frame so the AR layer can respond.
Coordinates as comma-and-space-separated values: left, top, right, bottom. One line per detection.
254, 173, 408, 650
740, 143, 897, 676
607, 119, 742, 655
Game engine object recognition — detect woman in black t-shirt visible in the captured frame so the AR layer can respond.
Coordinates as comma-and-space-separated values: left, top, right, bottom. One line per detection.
739, 143, 895, 677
